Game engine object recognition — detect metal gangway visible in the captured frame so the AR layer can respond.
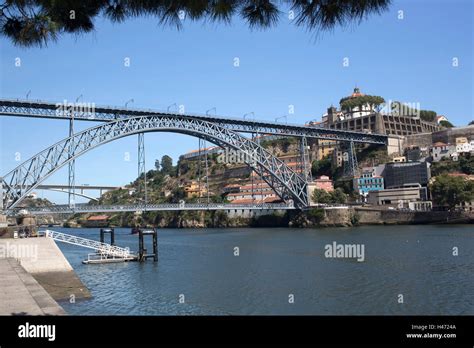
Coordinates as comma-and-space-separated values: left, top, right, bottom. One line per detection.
43, 230, 135, 260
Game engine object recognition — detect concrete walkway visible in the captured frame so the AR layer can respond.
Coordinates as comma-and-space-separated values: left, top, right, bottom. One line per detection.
0, 258, 65, 315
0, 237, 90, 300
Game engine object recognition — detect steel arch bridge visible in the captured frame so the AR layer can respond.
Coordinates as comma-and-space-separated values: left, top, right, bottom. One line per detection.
44, 189, 101, 202
1, 115, 310, 211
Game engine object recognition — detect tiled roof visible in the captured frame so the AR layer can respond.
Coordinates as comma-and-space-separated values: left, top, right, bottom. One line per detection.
87, 215, 109, 221
433, 142, 447, 147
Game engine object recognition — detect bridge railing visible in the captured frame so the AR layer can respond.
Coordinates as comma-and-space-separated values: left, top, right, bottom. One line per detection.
19, 202, 295, 214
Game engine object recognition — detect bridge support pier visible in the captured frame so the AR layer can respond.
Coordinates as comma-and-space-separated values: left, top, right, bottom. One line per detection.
343, 141, 359, 178
68, 112, 75, 209
138, 228, 157, 262
137, 133, 147, 205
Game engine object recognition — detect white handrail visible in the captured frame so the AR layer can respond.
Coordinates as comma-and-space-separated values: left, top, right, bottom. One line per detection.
44, 230, 131, 258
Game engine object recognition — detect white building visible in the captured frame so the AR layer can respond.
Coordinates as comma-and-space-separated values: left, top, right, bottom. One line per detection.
340, 88, 378, 119
456, 142, 473, 153
435, 115, 449, 124
430, 142, 456, 162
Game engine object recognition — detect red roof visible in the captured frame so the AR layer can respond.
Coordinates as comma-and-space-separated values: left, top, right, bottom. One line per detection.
230, 197, 282, 204
350, 87, 365, 98
433, 142, 447, 147
87, 215, 109, 221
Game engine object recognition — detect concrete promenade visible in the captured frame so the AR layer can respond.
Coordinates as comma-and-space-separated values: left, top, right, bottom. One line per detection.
0, 237, 91, 306
0, 258, 65, 315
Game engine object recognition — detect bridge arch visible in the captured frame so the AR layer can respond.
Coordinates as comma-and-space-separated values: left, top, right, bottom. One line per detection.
42, 188, 99, 202
1, 115, 309, 210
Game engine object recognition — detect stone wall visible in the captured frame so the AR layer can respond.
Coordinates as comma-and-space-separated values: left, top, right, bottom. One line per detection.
355, 208, 470, 225
432, 126, 474, 144
404, 133, 433, 149
320, 207, 353, 227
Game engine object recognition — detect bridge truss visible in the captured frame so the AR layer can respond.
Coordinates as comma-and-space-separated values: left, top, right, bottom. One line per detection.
0, 99, 387, 144
1, 115, 310, 211
24, 202, 295, 215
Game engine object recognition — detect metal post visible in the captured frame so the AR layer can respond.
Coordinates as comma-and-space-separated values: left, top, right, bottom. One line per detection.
153, 230, 158, 262
299, 137, 306, 181
68, 111, 75, 208
138, 132, 147, 206
350, 140, 359, 177
304, 137, 312, 182
138, 230, 145, 262
138, 228, 157, 262
0, 176, 3, 211
251, 134, 255, 203
204, 140, 210, 204
100, 228, 115, 246
344, 141, 359, 177
256, 130, 263, 204
198, 138, 202, 203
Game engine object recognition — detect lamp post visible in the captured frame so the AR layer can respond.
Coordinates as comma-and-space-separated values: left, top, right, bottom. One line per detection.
206, 107, 216, 116
125, 98, 134, 109
243, 112, 255, 120
167, 103, 177, 112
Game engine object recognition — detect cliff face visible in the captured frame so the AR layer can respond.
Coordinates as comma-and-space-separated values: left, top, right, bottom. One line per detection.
289, 208, 354, 228
64, 207, 472, 229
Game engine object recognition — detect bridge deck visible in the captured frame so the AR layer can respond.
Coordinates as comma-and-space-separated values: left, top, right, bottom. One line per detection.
18, 203, 295, 215
0, 99, 387, 144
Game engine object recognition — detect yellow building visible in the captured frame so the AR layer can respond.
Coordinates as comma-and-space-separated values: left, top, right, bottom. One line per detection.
317, 139, 338, 160
184, 181, 208, 198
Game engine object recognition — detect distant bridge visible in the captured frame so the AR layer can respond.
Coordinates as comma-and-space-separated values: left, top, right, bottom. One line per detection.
36, 184, 119, 191
21, 203, 295, 215
24, 184, 120, 202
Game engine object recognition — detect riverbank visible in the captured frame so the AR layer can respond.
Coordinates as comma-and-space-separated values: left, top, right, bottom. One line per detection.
64, 207, 473, 229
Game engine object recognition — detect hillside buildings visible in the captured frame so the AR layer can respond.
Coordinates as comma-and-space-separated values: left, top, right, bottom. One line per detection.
315, 88, 442, 136
353, 168, 384, 198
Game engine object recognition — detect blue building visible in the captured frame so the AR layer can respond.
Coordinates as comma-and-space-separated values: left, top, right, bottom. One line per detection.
353, 168, 384, 199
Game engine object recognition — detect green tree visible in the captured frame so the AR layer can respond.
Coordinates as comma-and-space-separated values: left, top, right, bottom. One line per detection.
311, 157, 332, 177
459, 156, 474, 175
312, 188, 332, 204
1, 1, 391, 47
312, 188, 347, 204
468, 120, 474, 126
419, 110, 437, 122
340, 95, 385, 111
430, 175, 474, 209
160, 155, 173, 175
440, 120, 454, 128
330, 188, 347, 204
154, 159, 160, 170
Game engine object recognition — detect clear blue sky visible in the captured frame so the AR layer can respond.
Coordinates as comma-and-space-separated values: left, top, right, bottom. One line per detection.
1, 0, 472, 204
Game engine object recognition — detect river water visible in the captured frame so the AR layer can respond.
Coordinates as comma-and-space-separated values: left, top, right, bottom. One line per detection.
57, 225, 473, 315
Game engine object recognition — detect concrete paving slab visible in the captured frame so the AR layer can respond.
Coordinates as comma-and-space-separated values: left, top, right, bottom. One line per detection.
0, 258, 66, 315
